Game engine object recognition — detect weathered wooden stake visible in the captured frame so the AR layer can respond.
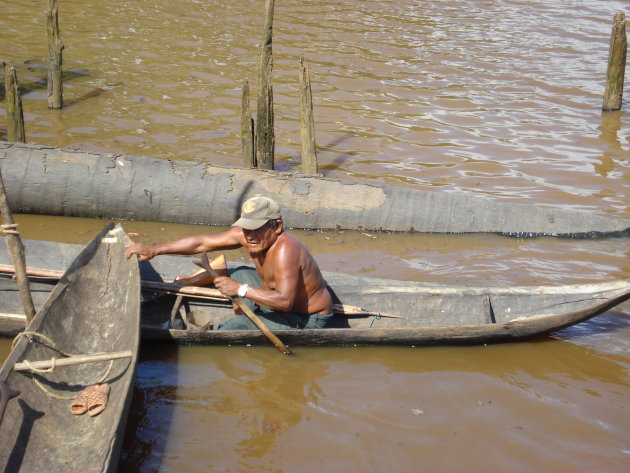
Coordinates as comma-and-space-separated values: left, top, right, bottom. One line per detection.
46, 0, 64, 109
4, 65, 26, 143
299, 56, 318, 174
241, 80, 256, 168
602, 12, 626, 111
0, 169, 36, 323
255, 0, 275, 170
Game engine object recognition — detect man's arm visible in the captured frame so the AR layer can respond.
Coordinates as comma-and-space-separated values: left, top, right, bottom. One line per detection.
124, 226, 245, 262
213, 236, 301, 312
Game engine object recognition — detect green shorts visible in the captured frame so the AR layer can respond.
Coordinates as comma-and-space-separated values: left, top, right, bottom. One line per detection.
216, 266, 334, 331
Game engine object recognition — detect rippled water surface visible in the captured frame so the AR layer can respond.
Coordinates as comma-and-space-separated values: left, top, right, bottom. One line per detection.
1, 0, 629, 472
1, 0, 629, 215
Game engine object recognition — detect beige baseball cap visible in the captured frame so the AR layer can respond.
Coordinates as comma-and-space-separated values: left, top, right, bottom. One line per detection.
232, 196, 281, 230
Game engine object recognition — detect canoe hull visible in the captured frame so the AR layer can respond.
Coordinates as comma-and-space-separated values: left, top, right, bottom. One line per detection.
1, 238, 628, 347
0, 225, 141, 473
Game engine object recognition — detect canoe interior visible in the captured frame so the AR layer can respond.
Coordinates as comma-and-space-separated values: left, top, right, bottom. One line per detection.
0, 225, 141, 473
141, 281, 630, 330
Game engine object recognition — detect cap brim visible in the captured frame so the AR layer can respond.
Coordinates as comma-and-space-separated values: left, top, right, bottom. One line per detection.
232, 218, 268, 230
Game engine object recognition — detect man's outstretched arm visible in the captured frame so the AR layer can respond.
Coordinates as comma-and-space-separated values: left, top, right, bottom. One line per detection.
124, 226, 244, 262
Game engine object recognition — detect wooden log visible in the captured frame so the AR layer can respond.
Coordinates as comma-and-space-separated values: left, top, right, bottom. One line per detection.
46, 0, 64, 109
13, 350, 132, 372
299, 56, 318, 174
0, 170, 35, 323
602, 12, 626, 111
241, 80, 256, 168
3, 65, 26, 143
255, 0, 275, 170
1, 142, 629, 236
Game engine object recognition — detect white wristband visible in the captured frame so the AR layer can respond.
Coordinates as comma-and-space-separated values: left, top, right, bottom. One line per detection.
237, 284, 249, 298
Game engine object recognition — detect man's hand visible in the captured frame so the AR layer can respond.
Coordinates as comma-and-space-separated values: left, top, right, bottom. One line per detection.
213, 276, 242, 298
124, 242, 156, 262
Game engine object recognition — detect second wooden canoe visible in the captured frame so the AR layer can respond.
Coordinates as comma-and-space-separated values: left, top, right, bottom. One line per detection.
0, 224, 141, 473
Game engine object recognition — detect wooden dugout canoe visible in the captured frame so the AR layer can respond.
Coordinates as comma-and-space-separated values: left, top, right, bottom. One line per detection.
0, 237, 628, 347
1, 141, 629, 237
0, 225, 141, 473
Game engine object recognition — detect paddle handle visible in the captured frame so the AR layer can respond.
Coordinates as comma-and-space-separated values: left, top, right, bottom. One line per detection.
193, 253, 293, 355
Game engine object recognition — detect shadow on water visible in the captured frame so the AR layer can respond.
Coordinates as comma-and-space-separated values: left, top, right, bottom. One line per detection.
118, 343, 179, 473
0, 60, 90, 102
318, 134, 359, 176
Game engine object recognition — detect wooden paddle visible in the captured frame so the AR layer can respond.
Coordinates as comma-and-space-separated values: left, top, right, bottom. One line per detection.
193, 253, 293, 355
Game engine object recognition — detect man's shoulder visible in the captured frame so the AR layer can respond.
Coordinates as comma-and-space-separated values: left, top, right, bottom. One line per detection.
278, 231, 307, 248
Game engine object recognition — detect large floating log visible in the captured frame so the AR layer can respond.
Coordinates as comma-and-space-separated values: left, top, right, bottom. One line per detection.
0, 141, 628, 237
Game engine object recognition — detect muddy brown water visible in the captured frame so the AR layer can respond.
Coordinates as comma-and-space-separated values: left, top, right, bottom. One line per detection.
1, 0, 629, 472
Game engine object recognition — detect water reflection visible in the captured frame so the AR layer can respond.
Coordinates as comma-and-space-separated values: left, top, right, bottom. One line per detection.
210, 350, 327, 466
595, 111, 623, 177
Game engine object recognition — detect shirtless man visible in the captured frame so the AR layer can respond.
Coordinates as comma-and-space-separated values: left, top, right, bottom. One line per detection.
124, 196, 334, 330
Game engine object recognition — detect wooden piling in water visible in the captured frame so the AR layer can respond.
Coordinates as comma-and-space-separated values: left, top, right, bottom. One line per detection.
602, 12, 626, 111
255, 0, 275, 170
46, 0, 64, 109
4, 65, 26, 143
299, 56, 318, 175
241, 80, 256, 168
0, 169, 36, 324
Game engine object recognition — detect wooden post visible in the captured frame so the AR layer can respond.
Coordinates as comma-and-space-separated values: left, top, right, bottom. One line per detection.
46, 0, 64, 109
602, 12, 626, 111
299, 56, 318, 174
4, 65, 26, 143
241, 80, 256, 168
0, 169, 36, 323
255, 0, 275, 170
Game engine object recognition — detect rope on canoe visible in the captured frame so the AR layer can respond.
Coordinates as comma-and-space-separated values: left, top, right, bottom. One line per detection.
0, 223, 20, 235
369, 313, 382, 328
12, 331, 115, 400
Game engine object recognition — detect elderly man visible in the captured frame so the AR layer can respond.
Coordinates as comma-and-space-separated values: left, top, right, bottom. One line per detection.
124, 196, 334, 330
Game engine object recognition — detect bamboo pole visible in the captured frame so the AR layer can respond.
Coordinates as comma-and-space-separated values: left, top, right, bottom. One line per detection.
602, 12, 626, 111
255, 0, 275, 170
0, 263, 406, 318
14, 350, 132, 372
241, 79, 256, 168
4, 65, 26, 143
299, 56, 318, 174
0, 170, 36, 323
46, 0, 64, 109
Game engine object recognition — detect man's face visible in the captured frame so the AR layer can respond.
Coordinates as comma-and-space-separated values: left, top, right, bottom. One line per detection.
242, 220, 281, 254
